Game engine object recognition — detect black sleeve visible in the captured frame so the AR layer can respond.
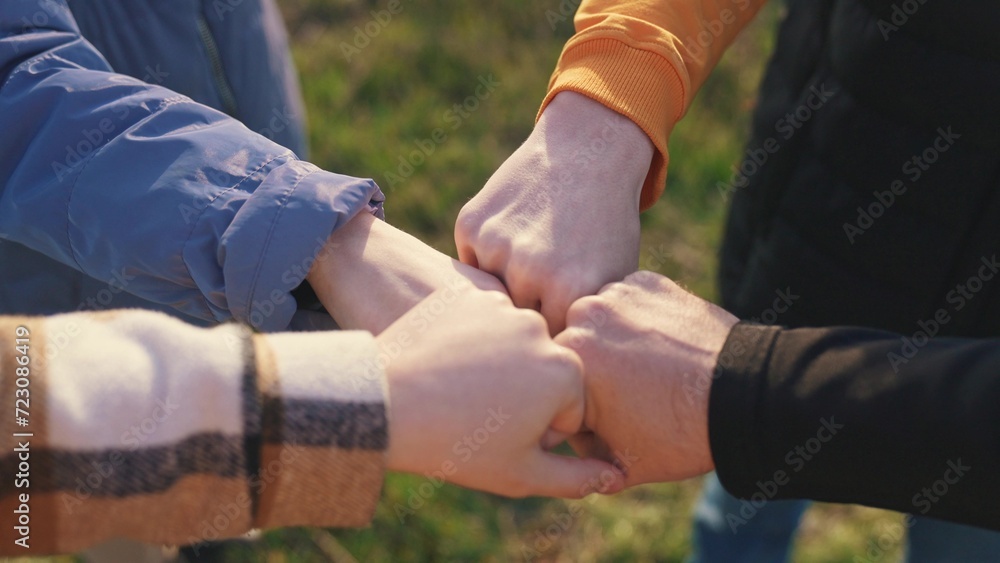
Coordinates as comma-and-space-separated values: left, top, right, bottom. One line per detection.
709, 322, 1000, 531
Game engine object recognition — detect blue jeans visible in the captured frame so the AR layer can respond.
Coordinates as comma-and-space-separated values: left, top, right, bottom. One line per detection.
691, 474, 1000, 563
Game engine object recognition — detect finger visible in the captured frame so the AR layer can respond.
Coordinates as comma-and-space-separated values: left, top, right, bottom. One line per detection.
498, 262, 545, 311
509, 286, 541, 312
457, 263, 508, 295
545, 347, 586, 437
567, 432, 615, 462
455, 238, 479, 269
454, 206, 482, 267
467, 244, 516, 298
564, 295, 608, 330
523, 452, 626, 498
541, 428, 571, 450
549, 394, 584, 436
595, 280, 623, 296
623, 270, 671, 289
472, 276, 509, 296
553, 328, 596, 377
540, 289, 575, 336
553, 328, 580, 350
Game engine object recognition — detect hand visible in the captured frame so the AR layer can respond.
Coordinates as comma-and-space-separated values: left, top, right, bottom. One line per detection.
307, 212, 506, 334
455, 92, 654, 333
381, 286, 625, 498
554, 271, 739, 486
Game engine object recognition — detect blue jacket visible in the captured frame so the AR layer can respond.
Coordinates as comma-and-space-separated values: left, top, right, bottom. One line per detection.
0, 0, 384, 330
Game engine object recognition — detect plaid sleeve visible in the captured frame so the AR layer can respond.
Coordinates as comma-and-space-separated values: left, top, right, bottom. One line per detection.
0, 310, 387, 556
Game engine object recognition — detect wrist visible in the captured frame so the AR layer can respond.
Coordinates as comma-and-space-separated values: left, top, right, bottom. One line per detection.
378, 331, 403, 472
378, 326, 426, 475
699, 318, 741, 472
689, 366, 716, 474
683, 312, 739, 475
305, 212, 376, 287
537, 91, 653, 201
305, 212, 379, 328
382, 361, 407, 474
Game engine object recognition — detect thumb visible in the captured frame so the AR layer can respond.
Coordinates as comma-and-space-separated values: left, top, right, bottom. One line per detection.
546, 347, 587, 437
456, 237, 479, 269
522, 451, 625, 499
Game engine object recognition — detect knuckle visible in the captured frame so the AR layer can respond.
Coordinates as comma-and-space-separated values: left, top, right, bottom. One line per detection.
482, 277, 509, 296
454, 207, 480, 241
626, 270, 658, 282
566, 295, 612, 329
516, 308, 549, 334
546, 343, 584, 374
597, 279, 627, 296
501, 263, 535, 293
506, 240, 568, 276
482, 288, 514, 308
475, 230, 513, 263
554, 326, 597, 354
469, 269, 508, 295
625, 270, 670, 290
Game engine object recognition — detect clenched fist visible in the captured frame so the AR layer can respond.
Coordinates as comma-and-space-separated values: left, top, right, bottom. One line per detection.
555, 271, 739, 486
382, 285, 625, 498
455, 92, 653, 333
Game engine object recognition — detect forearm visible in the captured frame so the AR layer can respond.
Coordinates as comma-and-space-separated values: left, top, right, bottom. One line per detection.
0, 0, 383, 331
711, 323, 1000, 530
307, 213, 505, 334
543, 0, 767, 208
0, 311, 387, 555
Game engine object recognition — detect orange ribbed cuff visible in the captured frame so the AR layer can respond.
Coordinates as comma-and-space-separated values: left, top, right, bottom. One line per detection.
538, 36, 686, 210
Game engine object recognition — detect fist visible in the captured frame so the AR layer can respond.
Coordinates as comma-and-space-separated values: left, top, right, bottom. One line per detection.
455, 92, 652, 333
555, 271, 739, 486
382, 284, 625, 498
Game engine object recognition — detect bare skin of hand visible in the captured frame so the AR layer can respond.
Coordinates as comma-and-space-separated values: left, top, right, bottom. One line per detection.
307, 212, 506, 334
455, 91, 654, 334
380, 286, 625, 498
554, 271, 739, 487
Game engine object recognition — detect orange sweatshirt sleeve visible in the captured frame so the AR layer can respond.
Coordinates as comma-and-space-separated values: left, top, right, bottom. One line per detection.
540, 0, 768, 210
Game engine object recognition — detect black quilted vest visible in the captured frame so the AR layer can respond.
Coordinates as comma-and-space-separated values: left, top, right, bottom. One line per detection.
718, 0, 1000, 337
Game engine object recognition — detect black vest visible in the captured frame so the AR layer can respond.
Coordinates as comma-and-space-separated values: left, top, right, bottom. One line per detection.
719, 0, 1000, 337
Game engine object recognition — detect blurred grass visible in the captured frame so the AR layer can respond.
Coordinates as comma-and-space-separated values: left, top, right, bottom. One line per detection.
21, 1, 903, 562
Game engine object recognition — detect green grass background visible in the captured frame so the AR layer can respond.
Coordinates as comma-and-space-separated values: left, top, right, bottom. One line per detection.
14, 1, 905, 561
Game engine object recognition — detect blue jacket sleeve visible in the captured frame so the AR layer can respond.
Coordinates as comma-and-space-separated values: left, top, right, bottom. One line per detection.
0, 0, 384, 331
